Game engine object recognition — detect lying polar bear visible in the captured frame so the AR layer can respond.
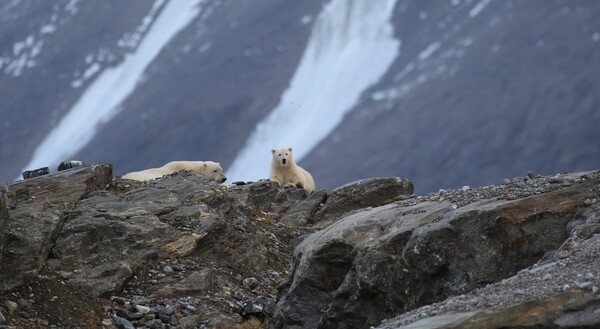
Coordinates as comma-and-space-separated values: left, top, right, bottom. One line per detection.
122, 161, 227, 183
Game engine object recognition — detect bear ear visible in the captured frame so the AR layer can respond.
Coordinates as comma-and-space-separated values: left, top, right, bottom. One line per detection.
203, 163, 207, 168
288, 147, 292, 152
217, 162, 220, 166
271, 149, 276, 154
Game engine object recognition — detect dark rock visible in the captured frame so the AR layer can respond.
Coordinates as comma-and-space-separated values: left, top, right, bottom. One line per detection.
0, 191, 7, 290
281, 190, 328, 227
1, 165, 113, 291
145, 319, 166, 329
2, 165, 599, 328
310, 177, 414, 228
241, 296, 275, 318
273, 178, 598, 328
243, 277, 259, 289
22, 167, 50, 180
58, 160, 86, 171
114, 307, 136, 320
16, 298, 27, 308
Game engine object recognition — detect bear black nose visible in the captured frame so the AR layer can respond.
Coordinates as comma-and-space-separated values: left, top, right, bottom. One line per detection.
282, 159, 287, 164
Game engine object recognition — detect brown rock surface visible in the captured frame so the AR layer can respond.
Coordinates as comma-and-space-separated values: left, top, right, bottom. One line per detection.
0, 165, 599, 329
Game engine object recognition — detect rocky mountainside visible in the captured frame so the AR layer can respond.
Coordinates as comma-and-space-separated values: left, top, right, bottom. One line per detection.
1, 0, 599, 194
1, 165, 599, 328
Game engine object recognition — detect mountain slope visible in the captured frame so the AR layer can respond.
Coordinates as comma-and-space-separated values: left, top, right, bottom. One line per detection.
1, 0, 599, 195
302, 0, 600, 193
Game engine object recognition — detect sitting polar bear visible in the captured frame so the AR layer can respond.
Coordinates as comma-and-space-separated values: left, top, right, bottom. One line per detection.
269, 147, 315, 193
122, 161, 227, 183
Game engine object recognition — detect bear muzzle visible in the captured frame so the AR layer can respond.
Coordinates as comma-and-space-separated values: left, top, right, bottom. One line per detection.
281, 158, 287, 165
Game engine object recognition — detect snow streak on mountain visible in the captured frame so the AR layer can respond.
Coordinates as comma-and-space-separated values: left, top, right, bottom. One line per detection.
227, 0, 399, 182
19, 0, 203, 176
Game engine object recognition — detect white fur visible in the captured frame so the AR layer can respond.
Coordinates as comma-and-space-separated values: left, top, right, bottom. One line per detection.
122, 161, 227, 183
269, 147, 315, 193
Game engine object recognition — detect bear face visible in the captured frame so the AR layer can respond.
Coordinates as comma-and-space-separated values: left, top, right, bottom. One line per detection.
203, 161, 227, 183
272, 147, 293, 166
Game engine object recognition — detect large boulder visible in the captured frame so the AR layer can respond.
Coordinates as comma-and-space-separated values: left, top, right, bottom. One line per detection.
272, 172, 600, 329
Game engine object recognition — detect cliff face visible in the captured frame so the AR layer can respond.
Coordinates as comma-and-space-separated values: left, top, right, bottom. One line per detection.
0, 166, 599, 328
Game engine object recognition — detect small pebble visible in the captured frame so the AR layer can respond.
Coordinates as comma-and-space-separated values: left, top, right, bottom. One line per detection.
243, 277, 259, 289
163, 266, 174, 274
17, 298, 27, 308
135, 305, 151, 314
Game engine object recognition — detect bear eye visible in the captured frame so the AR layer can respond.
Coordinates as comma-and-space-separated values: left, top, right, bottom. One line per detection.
213, 170, 217, 173
278, 153, 282, 156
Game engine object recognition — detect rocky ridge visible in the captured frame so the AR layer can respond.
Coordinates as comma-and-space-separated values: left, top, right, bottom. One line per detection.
0, 165, 599, 328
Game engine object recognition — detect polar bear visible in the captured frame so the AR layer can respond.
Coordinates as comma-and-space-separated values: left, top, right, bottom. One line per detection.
122, 161, 227, 183
269, 147, 315, 193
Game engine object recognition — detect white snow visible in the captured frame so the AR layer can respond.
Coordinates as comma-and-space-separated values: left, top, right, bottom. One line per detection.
40, 24, 56, 34
469, 0, 491, 18
71, 62, 101, 88
418, 41, 441, 60
65, 0, 81, 15
20, 0, 203, 174
227, 0, 400, 182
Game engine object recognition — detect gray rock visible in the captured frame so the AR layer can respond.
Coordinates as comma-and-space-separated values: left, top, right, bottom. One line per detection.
1, 165, 112, 291
113, 316, 135, 329
241, 296, 275, 318
310, 177, 414, 228
243, 277, 259, 289
145, 319, 166, 329
273, 178, 599, 328
3, 301, 18, 315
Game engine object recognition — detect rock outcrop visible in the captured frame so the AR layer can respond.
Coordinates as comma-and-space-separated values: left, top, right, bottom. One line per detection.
0, 165, 599, 328
272, 172, 600, 328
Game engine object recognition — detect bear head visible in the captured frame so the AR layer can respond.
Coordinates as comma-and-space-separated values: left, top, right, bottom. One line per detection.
203, 161, 227, 183
272, 147, 293, 166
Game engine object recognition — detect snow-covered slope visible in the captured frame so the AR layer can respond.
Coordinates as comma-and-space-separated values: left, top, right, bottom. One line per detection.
227, 0, 399, 182
20, 0, 203, 176
1, 0, 599, 195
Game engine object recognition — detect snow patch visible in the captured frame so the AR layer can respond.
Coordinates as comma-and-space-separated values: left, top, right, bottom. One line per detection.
227, 0, 400, 182
40, 24, 56, 34
469, 0, 491, 17
419, 42, 441, 60
4, 35, 44, 77
20, 0, 204, 174
301, 15, 312, 25
71, 63, 101, 88
65, 0, 81, 15
117, 0, 166, 50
